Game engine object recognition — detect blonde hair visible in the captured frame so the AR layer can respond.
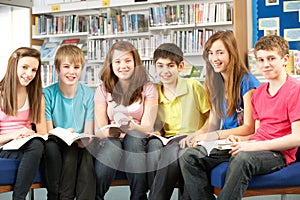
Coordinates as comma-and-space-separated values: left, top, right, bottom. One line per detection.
54, 44, 85, 72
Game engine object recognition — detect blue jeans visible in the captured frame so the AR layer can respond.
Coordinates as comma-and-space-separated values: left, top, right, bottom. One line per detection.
217, 151, 286, 200
179, 146, 231, 200
123, 131, 148, 200
94, 137, 123, 200
149, 140, 190, 200
146, 138, 163, 189
0, 138, 44, 200
95, 131, 147, 200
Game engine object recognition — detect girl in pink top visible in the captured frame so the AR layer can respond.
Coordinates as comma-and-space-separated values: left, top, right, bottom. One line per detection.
94, 41, 158, 200
0, 47, 47, 199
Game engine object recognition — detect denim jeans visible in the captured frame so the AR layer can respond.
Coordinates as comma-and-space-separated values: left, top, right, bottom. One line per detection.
43, 136, 96, 200
94, 137, 123, 200
146, 138, 163, 189
95, 131, 147, 200
217, 151, 286, 200
149, 141, 190, 200
179, 146, 231, 200
123, 131, 148, 200
0, 138, 44, 200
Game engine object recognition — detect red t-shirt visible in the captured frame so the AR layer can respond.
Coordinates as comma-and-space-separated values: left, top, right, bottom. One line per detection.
251, 75, 300, 165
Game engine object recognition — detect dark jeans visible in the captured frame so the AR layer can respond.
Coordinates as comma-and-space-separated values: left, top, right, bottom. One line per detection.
179, 146, 231, 200
43, 136, 96, 200
217, 151, 286, 200
95, 131, 147, 200
94, 138, 123, 200
0, 138, 44, 200
148, 141, 190, 200
122, 131, 148, 200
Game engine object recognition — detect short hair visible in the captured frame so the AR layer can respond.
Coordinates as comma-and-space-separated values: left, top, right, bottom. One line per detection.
54, 44, 85, 72
153, 43, 183, 66
254, 35, 289, 58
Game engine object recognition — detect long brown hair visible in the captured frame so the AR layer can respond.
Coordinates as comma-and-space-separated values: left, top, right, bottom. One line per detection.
100, 41, 149, 106
203, 30, 248, 118
0, 47, 42, 123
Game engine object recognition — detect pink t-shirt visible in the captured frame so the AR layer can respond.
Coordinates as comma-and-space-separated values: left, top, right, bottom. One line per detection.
94, 82, 158, 125
0, 97, 31, 135
251, 75, 300, 165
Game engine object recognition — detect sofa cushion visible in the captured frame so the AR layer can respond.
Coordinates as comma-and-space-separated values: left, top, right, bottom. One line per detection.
211, 161, 300, 189
0, 158, 42, 185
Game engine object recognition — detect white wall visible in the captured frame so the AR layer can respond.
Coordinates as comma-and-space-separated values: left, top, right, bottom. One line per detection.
0, 6, 30, 81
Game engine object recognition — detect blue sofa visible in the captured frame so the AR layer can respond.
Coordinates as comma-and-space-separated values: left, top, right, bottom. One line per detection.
0, 158, 43, 199
211, 148, 300, 198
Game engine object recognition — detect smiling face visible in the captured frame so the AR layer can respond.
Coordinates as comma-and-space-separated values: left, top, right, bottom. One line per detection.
207, 39, 230, 74
112, 50, 135, 81
155, 58, 183, 86
255, 49, 289, 80
58, 57, 82, 86
17, 56, 39, 87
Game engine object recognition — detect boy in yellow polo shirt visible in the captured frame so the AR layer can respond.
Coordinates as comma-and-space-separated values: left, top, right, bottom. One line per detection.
147, 43, 210, 200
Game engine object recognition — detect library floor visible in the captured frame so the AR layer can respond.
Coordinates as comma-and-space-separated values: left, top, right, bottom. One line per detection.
0, 187, 300, 200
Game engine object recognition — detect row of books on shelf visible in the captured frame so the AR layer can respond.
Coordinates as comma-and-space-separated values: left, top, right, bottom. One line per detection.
89, 11, 147, 36
34, 11, 148, 36
33, 2, 232, 37
248, 49, 300, 77
34, 14, 89, 36
87, 28, 218, 61
148, 2, 232, 27
41, 63, 57, 87
39, 38, 87, 60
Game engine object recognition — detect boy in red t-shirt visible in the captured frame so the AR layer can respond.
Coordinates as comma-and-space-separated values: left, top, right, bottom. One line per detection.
218, 35, 300, 200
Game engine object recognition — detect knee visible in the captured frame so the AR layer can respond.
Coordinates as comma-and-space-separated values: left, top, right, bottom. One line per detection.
123, 133, 147, 152
229, 152, 251, 166
28, 138, 44, 156
147, 139, 163, 152
178, 147, 200, 166
44, 141, 60, 158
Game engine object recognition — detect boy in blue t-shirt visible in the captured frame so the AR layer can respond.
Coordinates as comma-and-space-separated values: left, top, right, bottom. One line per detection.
43, 45, 95, 200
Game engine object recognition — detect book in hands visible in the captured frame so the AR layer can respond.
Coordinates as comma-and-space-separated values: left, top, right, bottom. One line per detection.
198, 139, 232, 155
98, 112, 131, 131
147, 132, 187, 146
0, 134, 48, 150
49, 127, 95, 146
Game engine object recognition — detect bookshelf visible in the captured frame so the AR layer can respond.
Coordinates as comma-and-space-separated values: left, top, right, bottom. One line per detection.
30, 0, 248, 87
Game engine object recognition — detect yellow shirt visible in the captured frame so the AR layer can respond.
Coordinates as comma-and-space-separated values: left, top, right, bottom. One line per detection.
157, 77, 210, 137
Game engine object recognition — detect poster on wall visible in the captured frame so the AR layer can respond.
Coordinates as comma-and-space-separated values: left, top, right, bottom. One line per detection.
284, 28, 300, 41
258, 17, 280, 36
266, 0, 279, 6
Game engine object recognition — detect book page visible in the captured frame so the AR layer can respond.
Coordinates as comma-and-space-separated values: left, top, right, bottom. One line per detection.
147, 133, 187, 146
198, 139, 232, 155
1, 134, 48, 150
49, 127, 94, 146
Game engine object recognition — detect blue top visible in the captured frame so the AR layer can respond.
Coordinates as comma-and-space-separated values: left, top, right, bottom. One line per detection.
222, 73, 261, 130
43, 82, 94, 133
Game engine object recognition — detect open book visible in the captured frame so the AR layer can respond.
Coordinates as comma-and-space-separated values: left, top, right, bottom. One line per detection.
198, 139, 232, 155
98, 112, 131, 131
0, 134, 48, 150
147, 132, 187, 146
49, 127, 95, 146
